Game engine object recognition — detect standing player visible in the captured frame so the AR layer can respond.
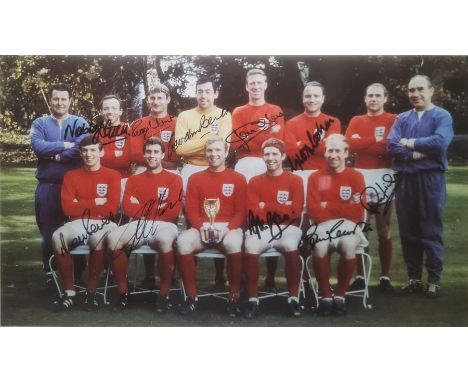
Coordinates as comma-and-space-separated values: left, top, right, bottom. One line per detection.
129, 84, 180, 288
176, 136, 247, 316
306, 134, 368, 316
244, 138, 304, 318
345, 83, 396, 293
387, 75, 454, 298
231, 68, 286, 291
51, 135, 121, 311
30, 83, 89, 287
286, 81, 342, 171
175, 75, 233, 288
106, 137, 183, 312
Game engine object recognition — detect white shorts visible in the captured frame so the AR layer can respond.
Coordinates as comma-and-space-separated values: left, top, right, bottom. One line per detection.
245, 224, 302, 249
235, 157, 266, 182
356, 168, 395, 204
126, 219, 179, 243
180, 163, 208, 196
63, 219, 118, 247
306, 218, 369, 252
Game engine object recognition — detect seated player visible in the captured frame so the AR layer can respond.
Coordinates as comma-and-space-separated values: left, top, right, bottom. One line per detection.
106, 137, 183, 312
51, 135, 121, 311
176, 136, 247, 316
244, 138, 304, 318
306, 134, 368, 316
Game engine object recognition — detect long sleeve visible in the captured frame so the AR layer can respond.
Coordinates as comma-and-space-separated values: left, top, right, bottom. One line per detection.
414, 111, 454, 154
227, 176, 247, 230
97, 171, 121, 218
185, 175, 204, 230
61, 172, 94, 217
122, 177, 141, 218
387, 116, 414, 161
31, 119, 65, 157
307, 174, 336, 223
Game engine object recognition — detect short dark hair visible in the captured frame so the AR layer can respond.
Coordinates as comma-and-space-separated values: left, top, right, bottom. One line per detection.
262, 138, 285, 154
196, 75, 219, 92
148, 84, 170, 98
99, 94, 122, 109
48, 83, 72, 99
304, 81, 325, 96
79, 135, 103, 150
143, 136, 165, 154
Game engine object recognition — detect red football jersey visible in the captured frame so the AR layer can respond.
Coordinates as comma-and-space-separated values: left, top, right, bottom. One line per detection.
345, 112, 396, 169
186, 168, 247, 230
122, 169, 182, 222
61, 166, 121, 220
248, 171, 304, 225
286, 112, 341, 170
129, 115, 179, 166
231, 103, 286, 159
99, 122, 131, 178
306, 167, 365, 224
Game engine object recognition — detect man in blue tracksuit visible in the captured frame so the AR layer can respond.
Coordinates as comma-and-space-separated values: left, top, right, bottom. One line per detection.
30, 83, 89, 285
387, 75, 454, 298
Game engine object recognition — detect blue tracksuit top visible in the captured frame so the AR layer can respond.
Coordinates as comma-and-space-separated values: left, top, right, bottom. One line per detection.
387, 106, 454, 174
30, 114, 89, 182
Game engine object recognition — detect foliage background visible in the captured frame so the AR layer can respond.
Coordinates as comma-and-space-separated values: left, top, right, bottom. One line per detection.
1, 55, 467, 165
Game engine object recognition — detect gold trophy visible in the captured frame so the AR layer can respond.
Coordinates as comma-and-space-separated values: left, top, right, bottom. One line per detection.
203, 198, 220, 243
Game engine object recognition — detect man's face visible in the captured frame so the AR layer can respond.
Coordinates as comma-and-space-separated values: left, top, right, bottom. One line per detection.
365, 85, 387, 113
80, 144, 103, 169
263, 146, 284, 173
246, 74, 267, 102
196, 82, 218, 110
147, 92, 170, 116
101, 98, 122, 126
205, 140, 227, 169
144, 143, 164, 170
49, 90, 71, 118
324, 141, 348, 171
408, 77, 434, 111
303, 86, 325, 115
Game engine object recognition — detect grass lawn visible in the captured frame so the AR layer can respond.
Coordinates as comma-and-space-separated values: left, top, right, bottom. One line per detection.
1, 166, 467, 327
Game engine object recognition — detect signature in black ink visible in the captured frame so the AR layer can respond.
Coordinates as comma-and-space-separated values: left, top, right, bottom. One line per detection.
359, 173, 401, 216
174, 109, 228, 150
286, 118, 334, 171
247, 209, 298, 243
225, 111, 284, 151
302, 219, 372, 249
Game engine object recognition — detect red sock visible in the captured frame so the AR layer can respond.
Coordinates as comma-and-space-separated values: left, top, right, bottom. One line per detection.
226, 252, 243, 300
87, 250, 105, 293
55, 251, 75, 291
110, 249, 128, 294
177, 254, 197, 297
244, 253, 259, 298
312, 256, 332, 298
336, 257, 357, 297
284, 250, 301, 298
379, 238, 392, 277
158, 251, 174, 296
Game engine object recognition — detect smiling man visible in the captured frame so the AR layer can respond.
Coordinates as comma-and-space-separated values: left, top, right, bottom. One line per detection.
51, 135, 120, 311
286, 81, 342, 171
31, 83, 89, 287
387, 75, 454, 298
106, 136, 183, 312
244, 138, 304, 318
345, 83, 397, 293
176, 136, 247, 317
306, 134, 367, 316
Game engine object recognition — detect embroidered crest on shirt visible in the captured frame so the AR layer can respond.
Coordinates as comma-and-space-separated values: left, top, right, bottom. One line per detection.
161, 131, 172, 143
222, 184, 234, 197
374, 126, 385, 139
114, 137, 126, 149
339, 186, 352, 201
258, 118, 270, 131
158, 187, 169, 201
96, 184, 108, 197
210, 122, 220, 134
277, 190, 289, 204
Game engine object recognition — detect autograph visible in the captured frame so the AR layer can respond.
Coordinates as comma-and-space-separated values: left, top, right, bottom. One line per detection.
359, 172, 401, 216
286, 118, 334, 171
225, 111, 284, 151
247, 209, 298, 243
302, 219, 373, 249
